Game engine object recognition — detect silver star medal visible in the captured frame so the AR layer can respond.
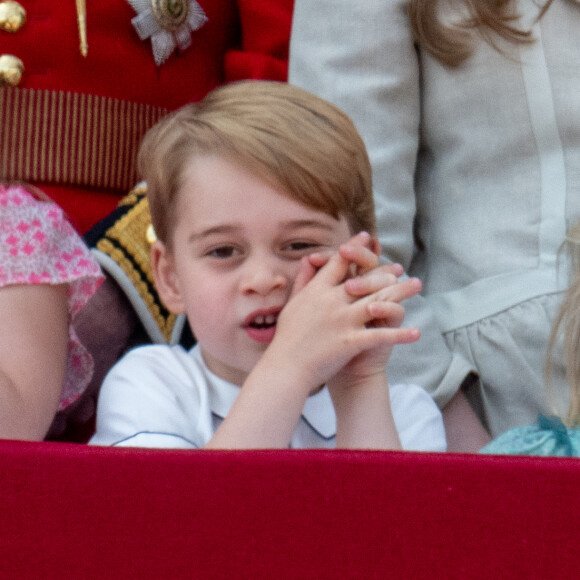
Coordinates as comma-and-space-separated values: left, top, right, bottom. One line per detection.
127, 0, 208, 66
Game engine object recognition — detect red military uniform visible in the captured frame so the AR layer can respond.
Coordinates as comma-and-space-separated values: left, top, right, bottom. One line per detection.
0, 0, 293, 233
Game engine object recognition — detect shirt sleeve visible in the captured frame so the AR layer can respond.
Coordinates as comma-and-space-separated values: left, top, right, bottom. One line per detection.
390, 383, 447, 452
289, 0, 475, 406
89, 345, 206, 448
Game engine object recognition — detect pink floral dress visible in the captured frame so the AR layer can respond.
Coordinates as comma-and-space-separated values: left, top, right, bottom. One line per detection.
0, 185, 104, 410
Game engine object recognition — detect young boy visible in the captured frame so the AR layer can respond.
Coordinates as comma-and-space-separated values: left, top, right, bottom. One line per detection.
89, 81, 446, 450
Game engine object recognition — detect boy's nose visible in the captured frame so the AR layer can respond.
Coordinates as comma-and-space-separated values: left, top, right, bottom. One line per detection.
240, 257, 288, 296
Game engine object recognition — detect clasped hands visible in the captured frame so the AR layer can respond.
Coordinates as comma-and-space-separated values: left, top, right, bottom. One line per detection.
272, 231, 422, 392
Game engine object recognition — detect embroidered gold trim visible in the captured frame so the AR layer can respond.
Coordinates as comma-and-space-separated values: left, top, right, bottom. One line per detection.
75, 0, 88, 56
96, 193, 177, 342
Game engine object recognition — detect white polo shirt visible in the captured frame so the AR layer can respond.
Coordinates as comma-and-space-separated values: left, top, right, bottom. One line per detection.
89, 344, 447, 451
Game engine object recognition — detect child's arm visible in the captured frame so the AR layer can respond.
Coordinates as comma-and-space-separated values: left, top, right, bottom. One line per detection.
0, 284, 68, 439
328, 277, 421, 448
207, 246, 418, 449
328, 263, 421, 448
307, 232, 423, 448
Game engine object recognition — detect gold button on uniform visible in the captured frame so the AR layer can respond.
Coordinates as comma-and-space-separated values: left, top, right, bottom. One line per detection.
0, 1, 26, 33
0, 53, 23, 86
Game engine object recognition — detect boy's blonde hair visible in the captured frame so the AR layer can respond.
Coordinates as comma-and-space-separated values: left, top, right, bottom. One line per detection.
138, 80, 374, 245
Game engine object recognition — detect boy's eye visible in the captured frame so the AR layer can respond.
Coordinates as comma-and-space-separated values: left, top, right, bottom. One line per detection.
207, 246, 238, 259
285, 241, 319, 252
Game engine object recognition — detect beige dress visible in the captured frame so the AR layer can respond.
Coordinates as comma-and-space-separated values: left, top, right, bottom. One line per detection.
290, 0, 580, 436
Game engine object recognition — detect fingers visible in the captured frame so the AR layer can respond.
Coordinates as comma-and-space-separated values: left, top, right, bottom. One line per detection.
308, 231, 377, 274
366, 301, 406, 326
345, 265, 406, 297
306, 253, 420, 309
338, 231, 377, 275
301, 230, 415, 300
346, 298, 420, 352
353, 277, 422, 335
295, 250, 352, 291
308, 231, 405, 294
307, 249, 333, 270
290, 256, 319, 298
358, 325, 421, 348
314, 251, 352, 286
374, 276, 422, 304
361, 301, 421, 345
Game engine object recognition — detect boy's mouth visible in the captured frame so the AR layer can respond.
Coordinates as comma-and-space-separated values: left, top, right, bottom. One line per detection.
249, 313, 278, 328
244, 309, 281, 343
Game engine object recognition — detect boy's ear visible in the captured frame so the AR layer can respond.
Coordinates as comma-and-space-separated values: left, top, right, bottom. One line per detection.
150, 240, 186, 314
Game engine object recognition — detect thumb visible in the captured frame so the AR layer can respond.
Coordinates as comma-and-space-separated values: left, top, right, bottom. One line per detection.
291, 256, 318, 297
314, 251, 352, 287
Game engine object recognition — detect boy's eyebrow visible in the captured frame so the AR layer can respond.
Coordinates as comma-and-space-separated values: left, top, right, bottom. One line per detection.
189, 225, 242, 242
189, 219, 337, 242
279, 219, 338, 232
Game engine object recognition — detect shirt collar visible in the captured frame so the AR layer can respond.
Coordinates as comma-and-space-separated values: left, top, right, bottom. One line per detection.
195, 348, 337, 440
193, 348, 240, 419
301, 387, 336, 439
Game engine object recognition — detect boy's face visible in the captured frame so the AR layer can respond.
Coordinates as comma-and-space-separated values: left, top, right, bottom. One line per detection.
152, 154, 352, 386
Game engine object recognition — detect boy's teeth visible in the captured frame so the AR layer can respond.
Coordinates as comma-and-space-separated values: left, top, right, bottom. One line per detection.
251, 314, 277, 326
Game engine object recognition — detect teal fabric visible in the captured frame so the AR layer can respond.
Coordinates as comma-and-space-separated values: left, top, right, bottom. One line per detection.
480, 415, 580, 457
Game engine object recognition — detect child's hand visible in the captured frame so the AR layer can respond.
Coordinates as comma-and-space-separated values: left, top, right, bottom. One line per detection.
327, 274, 421, 450
328, 274, 421, 394
294, 231, 404, 297
268, 243, 420, 393
302, 231, 422, 392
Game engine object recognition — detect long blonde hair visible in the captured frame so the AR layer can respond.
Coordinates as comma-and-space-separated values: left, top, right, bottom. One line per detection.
408, 0, 556, 66
546, 222, 580, 427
